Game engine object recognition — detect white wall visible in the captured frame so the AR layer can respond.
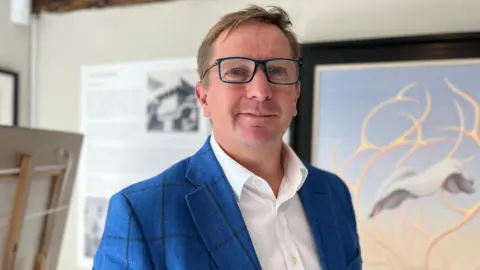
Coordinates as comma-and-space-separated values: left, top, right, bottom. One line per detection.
0, 0, 31, 126
34, 0, 480, 269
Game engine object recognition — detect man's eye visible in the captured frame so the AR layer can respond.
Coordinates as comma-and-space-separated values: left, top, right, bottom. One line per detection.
228, 68, 247, 75
269, 67, 287, 75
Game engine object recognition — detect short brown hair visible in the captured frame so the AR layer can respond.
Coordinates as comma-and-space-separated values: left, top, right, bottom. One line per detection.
197, 5, 300, 83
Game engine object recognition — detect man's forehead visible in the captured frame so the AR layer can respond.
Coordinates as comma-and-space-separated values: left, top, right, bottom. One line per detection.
213, 23, 292, 59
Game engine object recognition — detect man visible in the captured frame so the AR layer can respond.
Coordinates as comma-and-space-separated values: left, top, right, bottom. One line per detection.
94, 5, 361, 270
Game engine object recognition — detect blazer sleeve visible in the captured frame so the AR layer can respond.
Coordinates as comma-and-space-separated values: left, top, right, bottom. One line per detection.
93, 192, 153, 269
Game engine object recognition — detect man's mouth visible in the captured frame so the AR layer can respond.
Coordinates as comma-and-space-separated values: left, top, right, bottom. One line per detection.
240, 110, 280, 117
239, 111, 279, 117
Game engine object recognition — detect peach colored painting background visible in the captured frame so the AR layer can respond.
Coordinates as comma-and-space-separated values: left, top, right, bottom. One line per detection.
313, 60, 480, 270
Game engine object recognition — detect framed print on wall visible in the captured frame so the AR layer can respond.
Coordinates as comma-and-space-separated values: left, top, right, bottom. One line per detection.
291, 32, 480, 270
0, 69, 19, 126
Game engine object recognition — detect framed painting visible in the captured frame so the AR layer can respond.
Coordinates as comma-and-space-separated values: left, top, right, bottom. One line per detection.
0, 69, 19, 126
292, 32, 480, 270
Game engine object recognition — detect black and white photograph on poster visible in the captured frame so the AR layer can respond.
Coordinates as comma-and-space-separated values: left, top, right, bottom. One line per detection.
83, 196, 109, 258
146, 69, 199, 133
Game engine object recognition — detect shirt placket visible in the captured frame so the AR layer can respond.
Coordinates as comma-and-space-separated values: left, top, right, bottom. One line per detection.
275, 200, 305, 270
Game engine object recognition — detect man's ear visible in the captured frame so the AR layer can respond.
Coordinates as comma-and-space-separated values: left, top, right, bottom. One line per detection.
196, 81, 210, 117
293, 81, 301, 116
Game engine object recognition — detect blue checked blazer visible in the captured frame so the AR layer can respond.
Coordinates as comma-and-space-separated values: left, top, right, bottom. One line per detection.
93, 137, 362, 270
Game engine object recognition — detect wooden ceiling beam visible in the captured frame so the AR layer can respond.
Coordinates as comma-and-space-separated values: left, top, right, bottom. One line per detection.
32, 0, 175, 14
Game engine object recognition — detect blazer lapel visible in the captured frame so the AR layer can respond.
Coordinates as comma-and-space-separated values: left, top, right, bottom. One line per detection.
185, 138, 261, 270
298, 169, 345, 270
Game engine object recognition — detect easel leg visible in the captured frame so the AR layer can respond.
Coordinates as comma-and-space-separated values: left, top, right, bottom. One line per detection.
1, 155, 34, 270
34, 173, 63, 270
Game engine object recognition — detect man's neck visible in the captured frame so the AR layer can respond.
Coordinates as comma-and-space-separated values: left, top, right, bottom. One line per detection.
214, 133, 285, 196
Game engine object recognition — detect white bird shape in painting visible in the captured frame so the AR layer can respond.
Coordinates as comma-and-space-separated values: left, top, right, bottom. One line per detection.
368, 158, 475, 218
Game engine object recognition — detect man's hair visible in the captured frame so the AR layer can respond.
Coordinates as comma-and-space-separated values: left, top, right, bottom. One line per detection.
196, 5, 300, 83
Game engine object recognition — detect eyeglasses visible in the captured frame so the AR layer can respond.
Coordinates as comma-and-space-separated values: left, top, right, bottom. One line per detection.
201, 57, 302, 85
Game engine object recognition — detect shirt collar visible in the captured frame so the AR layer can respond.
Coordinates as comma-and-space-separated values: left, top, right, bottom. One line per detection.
210, 133, 308, 200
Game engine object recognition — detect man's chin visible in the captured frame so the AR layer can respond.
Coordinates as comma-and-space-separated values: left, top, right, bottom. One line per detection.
237, 128, 281, 147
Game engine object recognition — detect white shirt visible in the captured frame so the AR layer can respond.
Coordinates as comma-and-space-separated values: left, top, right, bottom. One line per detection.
210, 134, 322, 270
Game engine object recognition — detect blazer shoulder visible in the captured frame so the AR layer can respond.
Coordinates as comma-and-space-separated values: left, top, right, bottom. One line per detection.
305, 163, 348, 189
304, 163, 353, 206
303, 163, 360, 246
116, 156, 195, 205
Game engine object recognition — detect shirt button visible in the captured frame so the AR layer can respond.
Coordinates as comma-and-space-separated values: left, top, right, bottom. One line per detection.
254, 178, 262, 186
292, 256, 297, 265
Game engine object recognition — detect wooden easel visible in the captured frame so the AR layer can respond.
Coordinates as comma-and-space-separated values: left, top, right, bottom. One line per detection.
0, 126, 83, 270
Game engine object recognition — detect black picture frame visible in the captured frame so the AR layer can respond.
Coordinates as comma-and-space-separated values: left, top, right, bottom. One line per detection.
291, 32, 480, 163
0, 69, 19, 126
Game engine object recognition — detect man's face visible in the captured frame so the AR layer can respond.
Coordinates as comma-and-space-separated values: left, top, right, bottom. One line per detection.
196, 21, 300, 147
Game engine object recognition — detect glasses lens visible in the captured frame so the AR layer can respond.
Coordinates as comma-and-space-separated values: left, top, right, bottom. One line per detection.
218, 58, 300, 84
265, 59, 299, 84
219, 58, 255, 83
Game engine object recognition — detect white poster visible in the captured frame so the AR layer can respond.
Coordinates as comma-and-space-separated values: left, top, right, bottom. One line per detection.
78, 57, 210, 267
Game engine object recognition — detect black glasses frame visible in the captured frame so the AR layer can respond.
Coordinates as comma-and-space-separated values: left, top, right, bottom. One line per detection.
201, 56, 303, 85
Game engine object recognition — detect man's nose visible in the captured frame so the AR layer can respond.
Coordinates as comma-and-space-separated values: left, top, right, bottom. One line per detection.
245, 68, 272, 101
